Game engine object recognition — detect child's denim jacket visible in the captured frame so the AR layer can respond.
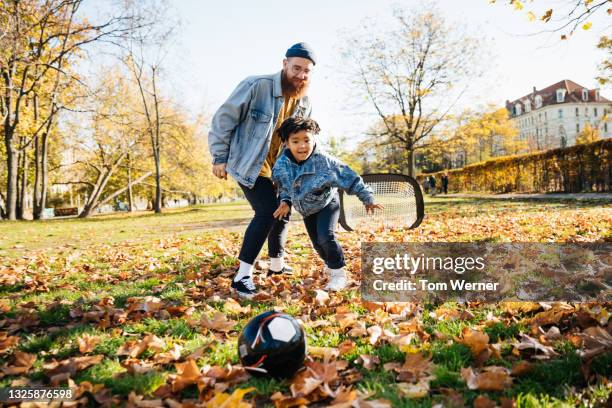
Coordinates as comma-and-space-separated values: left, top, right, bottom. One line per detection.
272, 144, 374, 217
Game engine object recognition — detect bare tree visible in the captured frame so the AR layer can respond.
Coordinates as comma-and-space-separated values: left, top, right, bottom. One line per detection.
341, 6, 484, 176
120, 0, 176, 214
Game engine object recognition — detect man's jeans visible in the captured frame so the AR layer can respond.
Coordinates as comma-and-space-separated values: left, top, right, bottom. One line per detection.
303, 195, 345, 270
238, 176, 290, 265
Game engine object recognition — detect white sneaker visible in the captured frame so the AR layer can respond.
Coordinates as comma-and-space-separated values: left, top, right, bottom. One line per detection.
324, 268, 348, 291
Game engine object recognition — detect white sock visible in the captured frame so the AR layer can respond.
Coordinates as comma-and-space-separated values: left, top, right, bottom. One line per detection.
234, 261, 253, 282
329, 267, 345, 276
269, 257, 284, 272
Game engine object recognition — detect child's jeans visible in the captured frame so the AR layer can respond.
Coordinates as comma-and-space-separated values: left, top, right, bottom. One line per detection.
303, 194, 345, 269
238, 176, 290, 264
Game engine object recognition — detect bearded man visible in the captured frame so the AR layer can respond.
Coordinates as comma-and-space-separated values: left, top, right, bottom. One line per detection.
208, 42, 315, 298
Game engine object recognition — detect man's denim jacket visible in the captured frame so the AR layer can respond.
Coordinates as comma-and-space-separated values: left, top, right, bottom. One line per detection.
272, 144, 374, 217
208, 71, 311, 189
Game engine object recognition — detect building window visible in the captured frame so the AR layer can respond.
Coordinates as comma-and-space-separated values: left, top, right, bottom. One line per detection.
594, 108, 598, 117
558, 109, 563, 118
575, 107, 579, 117
544, 111, 547, 119
576, 124, 580, 133
585, 107, 588, 116
582, 89, 588, 101
595, 90, 600, 101
556, 89, 566, 103
525, 100, 531, 112
515, 104, 522, 116
561, 136, 567, 148
535, 95, 542, 109
606, 123, 609, 132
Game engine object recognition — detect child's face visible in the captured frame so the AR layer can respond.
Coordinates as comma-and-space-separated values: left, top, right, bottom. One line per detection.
287, 130, 315, 162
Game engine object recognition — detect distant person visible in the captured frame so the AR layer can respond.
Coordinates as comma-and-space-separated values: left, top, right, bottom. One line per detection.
208, 43, 315, 298
441, 173, 449, 195
429, 175, 437, 196
423, 177, 430, 194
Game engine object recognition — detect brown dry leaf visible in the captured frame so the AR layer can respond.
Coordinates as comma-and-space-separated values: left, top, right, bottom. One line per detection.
200, 311, 236, 332
328, 385, 358, 407
203, 386, 254, 408
172, 359, 203, 392
396, 352, 432, 382
338, 339, 356, 356
77, 333, 101, 353
1, 351, 36, 375
224, 298, 252, 315
396, 379, 430, 399
457, 328, 489, 355
513, 334, 558, 359
116, 334, 164, 359
461, 366, 512, 391
357, 354, 380, 370
510, 360, 533, 376
153, 344, 182, 364
269, 392, 310, 408
44, 355, 104, 380
308, 346, 339, 361
128, 391, 165, 407
367, 325, 383, 345
502, 301, 541, 314
126, 296, 164, 313
578, 326, 612, 359
473, 394, 497, 408
0, 332, 19, 353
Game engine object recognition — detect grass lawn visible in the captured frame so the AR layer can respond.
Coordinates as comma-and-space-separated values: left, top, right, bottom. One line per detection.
0, 197, 610, 407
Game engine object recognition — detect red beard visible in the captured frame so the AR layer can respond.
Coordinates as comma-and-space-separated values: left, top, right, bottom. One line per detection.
281, 70, 309, 99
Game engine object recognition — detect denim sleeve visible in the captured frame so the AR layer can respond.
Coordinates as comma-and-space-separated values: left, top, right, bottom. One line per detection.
272, 161, 292, 206
208, 78, 254, 164
332, 159, 374, 205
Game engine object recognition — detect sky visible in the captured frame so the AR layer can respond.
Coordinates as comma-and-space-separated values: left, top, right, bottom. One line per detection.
82, 0, 611, 141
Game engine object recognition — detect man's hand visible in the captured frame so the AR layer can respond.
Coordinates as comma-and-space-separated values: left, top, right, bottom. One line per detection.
365, 203, 384, 214
273, 201, 291, 219
212, 163, 227, 179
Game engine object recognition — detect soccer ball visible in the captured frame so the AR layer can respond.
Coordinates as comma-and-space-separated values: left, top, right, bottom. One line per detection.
238, 310, 306, 378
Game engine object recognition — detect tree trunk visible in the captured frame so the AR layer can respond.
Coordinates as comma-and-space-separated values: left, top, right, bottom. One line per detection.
17, 136, 29, 219
406, 142, 415, 178
152, 67, 162, 214
79, 170, 111, 218
154, 157, 162, 212
33, 133, 41, 219
4, 130, 18, 220
127, 153, 134, 212
40, 131, 49, 216
16, 138, 24, 219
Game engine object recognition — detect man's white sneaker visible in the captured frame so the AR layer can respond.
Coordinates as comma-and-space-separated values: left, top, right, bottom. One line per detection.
324, 268, 347, 291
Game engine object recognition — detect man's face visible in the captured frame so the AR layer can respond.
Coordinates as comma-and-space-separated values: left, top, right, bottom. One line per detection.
287, 130, 315, 162
282, 57, 313, 94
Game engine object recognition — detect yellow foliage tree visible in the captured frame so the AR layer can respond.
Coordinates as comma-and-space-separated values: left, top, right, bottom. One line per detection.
575, 123, 601, 145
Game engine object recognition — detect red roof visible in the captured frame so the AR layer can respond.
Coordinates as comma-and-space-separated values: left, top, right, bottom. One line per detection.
506, 80, 610, 115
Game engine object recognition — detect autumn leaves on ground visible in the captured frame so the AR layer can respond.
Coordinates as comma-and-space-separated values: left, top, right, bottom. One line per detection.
0, 197, 611, 407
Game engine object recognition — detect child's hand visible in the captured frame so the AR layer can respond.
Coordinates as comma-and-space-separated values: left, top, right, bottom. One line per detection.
365, 203, 384, 214
273, 201, 291, 219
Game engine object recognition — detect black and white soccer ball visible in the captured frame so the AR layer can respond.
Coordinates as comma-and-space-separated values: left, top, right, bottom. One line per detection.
238, 310, 306, 378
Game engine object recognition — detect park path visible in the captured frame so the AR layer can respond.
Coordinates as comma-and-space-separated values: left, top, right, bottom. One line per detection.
438, 192, 612, 201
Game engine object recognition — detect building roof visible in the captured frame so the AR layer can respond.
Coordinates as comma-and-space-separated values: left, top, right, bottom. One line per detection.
506, 80, 610, 116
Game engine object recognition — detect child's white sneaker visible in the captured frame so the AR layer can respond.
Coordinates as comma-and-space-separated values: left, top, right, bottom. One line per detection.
325, 267, 347, 291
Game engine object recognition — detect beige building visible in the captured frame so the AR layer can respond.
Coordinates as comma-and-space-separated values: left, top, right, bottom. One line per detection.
506, 80, 611, 151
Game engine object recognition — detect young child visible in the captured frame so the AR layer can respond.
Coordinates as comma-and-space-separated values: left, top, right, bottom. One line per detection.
272, 117, 383, 291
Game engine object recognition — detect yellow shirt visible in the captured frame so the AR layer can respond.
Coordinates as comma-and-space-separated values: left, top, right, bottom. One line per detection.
259, 96, 298, 178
